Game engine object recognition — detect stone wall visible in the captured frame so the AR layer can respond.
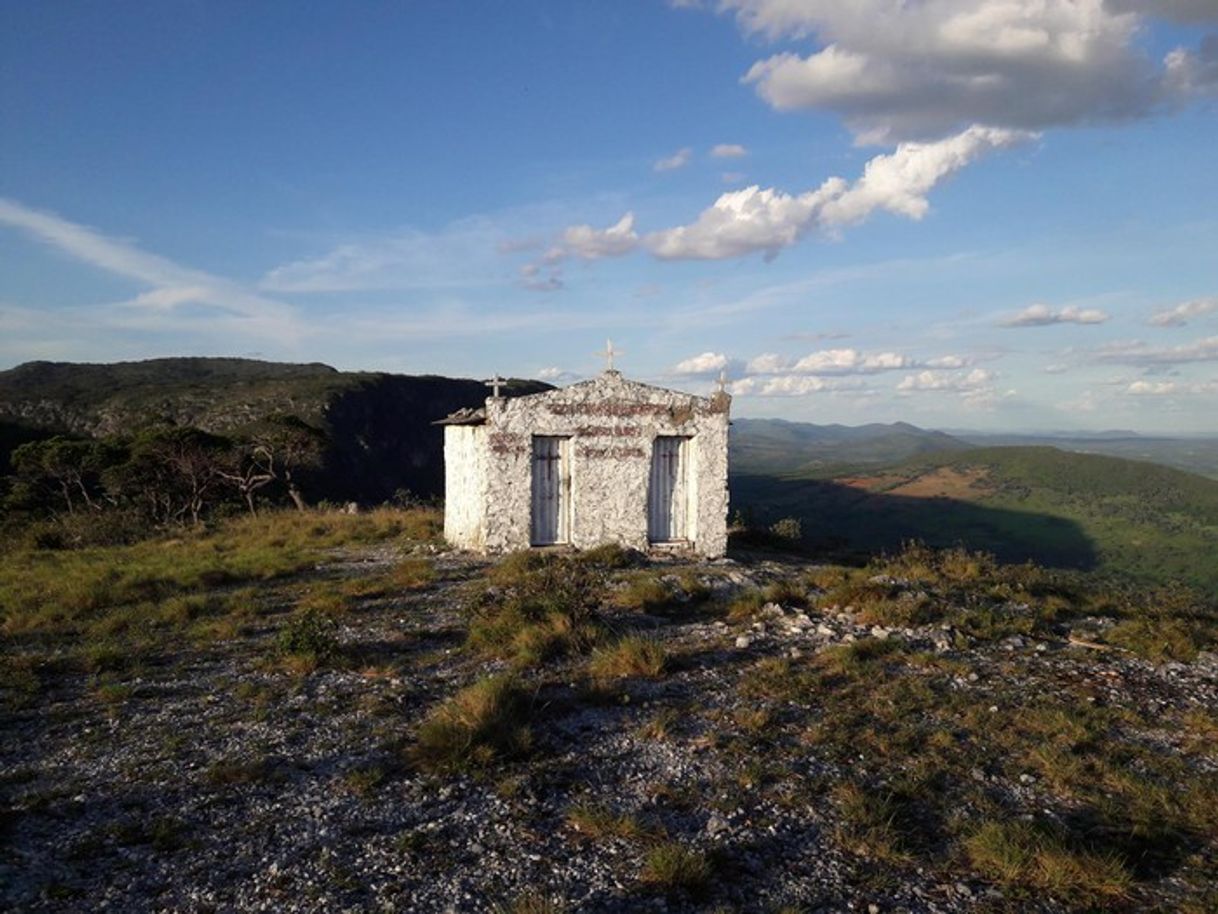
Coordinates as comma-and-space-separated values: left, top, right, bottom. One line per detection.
471, 371, 729, 557
442, 424, 487, 549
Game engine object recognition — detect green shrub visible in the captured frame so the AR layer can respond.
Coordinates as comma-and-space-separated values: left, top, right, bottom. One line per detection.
276, 609, 340, 663
769, 517, 802, 541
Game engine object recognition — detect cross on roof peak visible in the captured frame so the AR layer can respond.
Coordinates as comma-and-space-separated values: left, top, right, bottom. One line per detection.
485, 375, 506, 398
599, 339, 622, 372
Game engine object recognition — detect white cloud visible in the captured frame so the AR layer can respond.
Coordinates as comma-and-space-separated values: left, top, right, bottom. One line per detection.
520, 212, 643, 284
1002, 303, 1110, 327
673, 351, 732, 375
1125, 378, 1218, 396
1096, 336, 1218, 365
897, 367, 1006, 409
1126, 379, 1179, 395
792, 347, 913, 374
721, 0, 1212, 144
898, 367, 995, 392
1164, 36, 1218, 95
711, 143, 749, 158
551, 212, 639, 261
746, 352, 790, 374
925, 354, 971, 368
0, 197, 299, 339
820, 126, 1034, 223
730, 374, 862, 396
1148, 295, 1217, 326
646, 181, 844, 261
745, 348, 970, 375
654, 147, 694, 172
645, 125, 1030, 261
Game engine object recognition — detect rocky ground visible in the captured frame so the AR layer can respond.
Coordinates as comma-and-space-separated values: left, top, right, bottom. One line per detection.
2, 534, 1217, 913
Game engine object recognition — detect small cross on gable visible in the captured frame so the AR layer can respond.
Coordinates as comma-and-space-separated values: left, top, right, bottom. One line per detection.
485, 375, 506, 398
598, 339, 622, 372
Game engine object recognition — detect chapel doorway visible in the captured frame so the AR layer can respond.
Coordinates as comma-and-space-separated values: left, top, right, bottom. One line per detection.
648, 436, 690, 543
531, 435, 571, 545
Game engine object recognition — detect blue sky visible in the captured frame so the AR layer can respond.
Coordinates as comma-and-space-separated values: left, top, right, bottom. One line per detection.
2, 1, 1217, 432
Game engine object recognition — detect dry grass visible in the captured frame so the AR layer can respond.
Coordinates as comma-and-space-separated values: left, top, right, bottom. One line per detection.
586, 635, 666, 679
0, 507, 440, 639
566, 801, 662, 842
965, 820, 1132, 903
468, 552, 608, 668
491, 891, 566, 914
639, 842, 711, 896
610, 572, 674, 613
831, 781, 916, 864
413, 674, 534, 774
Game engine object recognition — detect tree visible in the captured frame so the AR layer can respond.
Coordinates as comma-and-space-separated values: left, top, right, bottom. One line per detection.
10, 436, 121, 516
218, 440, 276, 516
252, 416, 328, 511
105, 427, 229, 525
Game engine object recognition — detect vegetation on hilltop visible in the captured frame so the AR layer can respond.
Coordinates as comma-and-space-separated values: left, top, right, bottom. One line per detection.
0, 357, 549, 510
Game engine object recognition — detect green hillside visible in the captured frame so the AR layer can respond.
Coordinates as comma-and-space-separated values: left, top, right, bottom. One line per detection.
0, 358, 549, 502
957, 432, 1218, 479
733, 446, 1218, 595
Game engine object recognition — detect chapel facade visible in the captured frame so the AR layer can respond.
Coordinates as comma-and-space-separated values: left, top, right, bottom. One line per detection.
437, 369, 730, 557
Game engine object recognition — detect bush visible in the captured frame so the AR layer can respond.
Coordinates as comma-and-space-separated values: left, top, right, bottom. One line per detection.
275, 609, 340, 664
769, 517, 802, 541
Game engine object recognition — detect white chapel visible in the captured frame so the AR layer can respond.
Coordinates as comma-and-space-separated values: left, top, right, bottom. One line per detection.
437, 358, 730, 557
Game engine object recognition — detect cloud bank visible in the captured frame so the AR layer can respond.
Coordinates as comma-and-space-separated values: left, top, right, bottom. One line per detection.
722, 0, 1218, 144
535, 125, 1031, 270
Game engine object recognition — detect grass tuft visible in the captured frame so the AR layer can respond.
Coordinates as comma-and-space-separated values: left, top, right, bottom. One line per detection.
566, 800, 661, 842
639, 842, 712, 896
413, 674, 533, 774
587, 635, 666, 679
965, 819, 1132, 903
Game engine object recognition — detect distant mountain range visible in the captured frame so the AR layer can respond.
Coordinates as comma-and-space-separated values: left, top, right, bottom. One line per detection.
729, 417, 969, 476
730, 417, 1218, 480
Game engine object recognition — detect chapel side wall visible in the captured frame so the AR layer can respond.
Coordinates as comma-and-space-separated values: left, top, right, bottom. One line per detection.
480, 374, 730, 557
691, 396, 731, 559
443, 425, 487, 550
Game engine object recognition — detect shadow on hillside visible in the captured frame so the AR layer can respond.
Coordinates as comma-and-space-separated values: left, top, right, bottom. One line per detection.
730, 474, 1098, 570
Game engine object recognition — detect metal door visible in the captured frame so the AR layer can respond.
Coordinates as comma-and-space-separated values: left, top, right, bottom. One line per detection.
531, 436, 570, 545
648, 436, 688, 542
